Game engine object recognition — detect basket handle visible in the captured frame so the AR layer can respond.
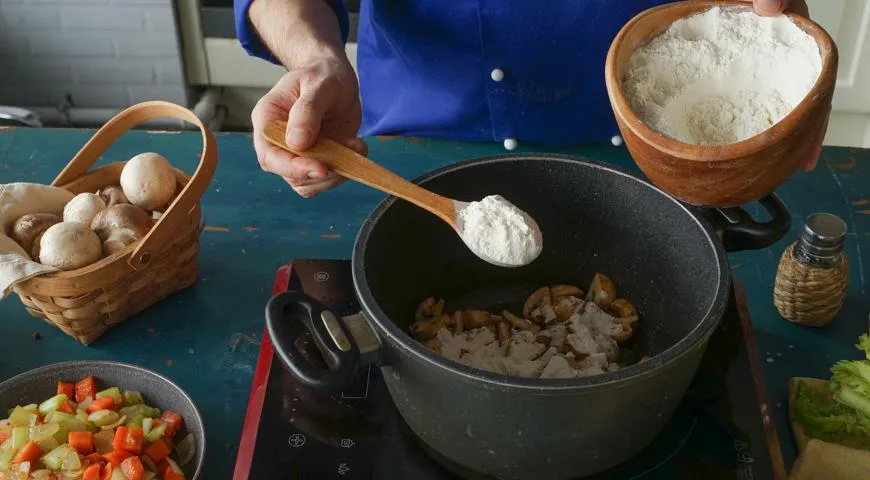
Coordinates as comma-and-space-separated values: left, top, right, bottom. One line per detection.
52, 101, 218, 271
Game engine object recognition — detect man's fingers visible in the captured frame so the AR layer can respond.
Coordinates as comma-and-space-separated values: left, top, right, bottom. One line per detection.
259, 144, 330, 183
286, 85, 333, 151
292, 174, 346, 199
752, 0, 786, 16
740, 0, 808, 16
342, 137, 369, 157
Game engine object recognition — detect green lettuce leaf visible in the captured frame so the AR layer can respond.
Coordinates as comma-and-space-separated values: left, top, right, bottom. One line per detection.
794, 380, 870, 449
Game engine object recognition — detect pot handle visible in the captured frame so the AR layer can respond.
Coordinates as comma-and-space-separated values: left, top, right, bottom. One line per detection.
265, 290, 363, 394
704, 193, 791, 252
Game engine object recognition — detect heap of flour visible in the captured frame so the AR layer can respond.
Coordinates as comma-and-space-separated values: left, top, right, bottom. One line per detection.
623, 6, 822, 145
456, 195, 542, 267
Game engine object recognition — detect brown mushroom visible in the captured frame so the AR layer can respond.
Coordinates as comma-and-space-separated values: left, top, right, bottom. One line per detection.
453, 311, 464, 333
586, 273, 617, 309
611, 315, 639, 343
608, 299, 639, 343
502, 310, 541, 334
90, 204, 155, 256
415, 297, 445, 321
551, 284, 583, 299
90, 204, 154, 238
462, 310, 493, 329
610, 299, 637, 318
102, 229, 141, 256
97, 185, 129, 207
10, 213, 62, 260
410, 314, 448, 341
497, 321, 511, 345
523, 286, 552, 318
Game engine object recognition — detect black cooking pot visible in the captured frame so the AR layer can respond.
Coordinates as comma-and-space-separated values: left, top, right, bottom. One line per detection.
266, 154, 789, 480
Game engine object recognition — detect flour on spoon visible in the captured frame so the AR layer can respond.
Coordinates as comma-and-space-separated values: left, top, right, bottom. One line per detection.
456, 195, 543, 267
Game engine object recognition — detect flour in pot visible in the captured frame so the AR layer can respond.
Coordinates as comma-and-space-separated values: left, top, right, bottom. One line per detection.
456, 195, 543, 267
622, 6, 822, 145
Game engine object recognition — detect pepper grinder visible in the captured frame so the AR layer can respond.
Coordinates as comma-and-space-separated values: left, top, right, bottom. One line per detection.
774, 213, 850, 327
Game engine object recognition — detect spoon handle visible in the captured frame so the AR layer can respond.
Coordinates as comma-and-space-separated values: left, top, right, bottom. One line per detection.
264, 120, 458, 226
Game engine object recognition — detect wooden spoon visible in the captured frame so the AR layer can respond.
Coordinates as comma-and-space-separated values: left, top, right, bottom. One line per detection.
262, 120, 542, 267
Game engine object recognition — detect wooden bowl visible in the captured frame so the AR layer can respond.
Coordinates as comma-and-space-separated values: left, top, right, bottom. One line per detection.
605, 1, 838, 207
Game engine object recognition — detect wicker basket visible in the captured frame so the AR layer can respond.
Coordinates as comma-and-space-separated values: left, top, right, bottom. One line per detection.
12, 101, 218, 345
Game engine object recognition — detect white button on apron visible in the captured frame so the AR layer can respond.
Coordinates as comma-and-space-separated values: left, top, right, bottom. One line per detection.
490, 68, 505, 82
611, 135, 624, 147
503, 138, 518, 151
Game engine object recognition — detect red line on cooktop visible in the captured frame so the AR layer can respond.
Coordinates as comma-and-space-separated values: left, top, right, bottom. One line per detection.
232, 262, 293, 480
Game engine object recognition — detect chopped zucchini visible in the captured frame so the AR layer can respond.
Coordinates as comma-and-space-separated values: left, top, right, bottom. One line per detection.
96, 387, 122, 406
123, 390, 144, 406
37, 394, 68, 416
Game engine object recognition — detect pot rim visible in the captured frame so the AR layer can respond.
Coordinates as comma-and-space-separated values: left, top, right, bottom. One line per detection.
352, 154, 731, 391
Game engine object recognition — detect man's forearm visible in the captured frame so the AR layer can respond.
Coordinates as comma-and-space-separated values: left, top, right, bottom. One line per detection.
248, 0, 347, 69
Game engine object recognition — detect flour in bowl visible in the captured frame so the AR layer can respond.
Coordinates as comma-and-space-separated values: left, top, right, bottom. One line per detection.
456, 195, 542, 267
622, 6, 822, 145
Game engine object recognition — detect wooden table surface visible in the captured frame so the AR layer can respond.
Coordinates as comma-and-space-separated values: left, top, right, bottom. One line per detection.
1, 126, 868, 478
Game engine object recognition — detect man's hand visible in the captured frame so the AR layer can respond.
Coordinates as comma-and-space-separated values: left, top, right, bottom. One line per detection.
740, 0, 809, 17
251, 58, 365, 198
247, 0, 364, 198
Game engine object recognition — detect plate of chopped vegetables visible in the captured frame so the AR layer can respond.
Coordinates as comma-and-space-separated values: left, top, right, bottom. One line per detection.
0, 361, 204, 480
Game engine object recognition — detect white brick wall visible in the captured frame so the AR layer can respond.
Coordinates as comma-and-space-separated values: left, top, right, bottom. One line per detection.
0, 0, 189, 109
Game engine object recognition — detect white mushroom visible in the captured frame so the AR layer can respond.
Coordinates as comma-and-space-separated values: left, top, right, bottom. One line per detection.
10, 213, 62, 260
39, 222, 102, 270
63, 193, 106, 226
120, 152, 177, 211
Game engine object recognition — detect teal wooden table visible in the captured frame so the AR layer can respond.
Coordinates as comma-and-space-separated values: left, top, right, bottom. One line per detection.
1, 126, 868, 478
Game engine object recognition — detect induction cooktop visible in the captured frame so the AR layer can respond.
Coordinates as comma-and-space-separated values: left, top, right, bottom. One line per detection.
232, 259, 787, 480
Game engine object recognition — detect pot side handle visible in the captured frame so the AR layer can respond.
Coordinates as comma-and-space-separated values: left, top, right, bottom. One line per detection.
265, 290, 364, 394
707, 193, 791, 252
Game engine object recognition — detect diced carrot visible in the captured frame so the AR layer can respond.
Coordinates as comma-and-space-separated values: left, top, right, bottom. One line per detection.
0, 431, 10, 444
162, 436, 175, 451
101, 464, 113, 480
69, 431, 95, 455
101, 450, 132, 467
163, 464, 186, 480
112, 426, 143, 455
12, 442, 42, 464
87, 396, 117, 414
58, 400, 75, 415
120, 456, 145, 480
83, 463, 101, 480
160, 411, 184, 438
144, 438, 171, 462
84, 453, 101, 465
75, 376, 98, 403
111, 427, 128, 453
90, 396, 117, 413
57, 381, 75, 399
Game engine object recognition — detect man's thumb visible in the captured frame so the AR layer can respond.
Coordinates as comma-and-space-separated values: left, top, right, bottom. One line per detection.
285, 91, 328, 150
754, 0, 787, 16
